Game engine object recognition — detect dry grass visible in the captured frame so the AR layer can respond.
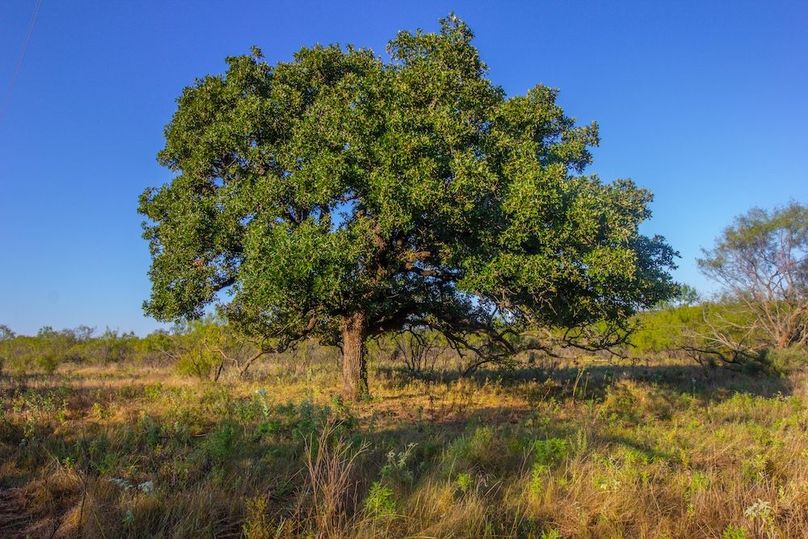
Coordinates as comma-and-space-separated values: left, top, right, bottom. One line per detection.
1, 354, 806, 538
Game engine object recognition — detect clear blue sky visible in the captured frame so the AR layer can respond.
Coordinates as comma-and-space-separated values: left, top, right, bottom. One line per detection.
1, 1, 806, 335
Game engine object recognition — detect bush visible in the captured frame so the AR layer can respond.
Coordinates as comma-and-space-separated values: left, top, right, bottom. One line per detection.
533, 438, 569, 466
766, 346, 808, 373
601, 383, 639, 423
446, 426, 500, 471
364, 481, 397, 518
629, 304, 705, 356
242, 496, 271, 539
629, 301, 780, 368
528, 462, 549, 497
722, 525, 747, 539
455, 471, 474, 495
204, 420, 240, 465
176, 349, 222, 380
380, 443, 418, 487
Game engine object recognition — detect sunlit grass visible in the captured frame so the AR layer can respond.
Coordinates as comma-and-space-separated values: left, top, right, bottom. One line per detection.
1, 355, 806, 537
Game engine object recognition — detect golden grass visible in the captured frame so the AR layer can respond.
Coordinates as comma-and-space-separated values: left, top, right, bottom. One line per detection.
1, 355, 806, 538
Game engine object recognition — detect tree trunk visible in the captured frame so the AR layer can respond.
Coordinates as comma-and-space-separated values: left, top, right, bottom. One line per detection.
341, 312, 369, 401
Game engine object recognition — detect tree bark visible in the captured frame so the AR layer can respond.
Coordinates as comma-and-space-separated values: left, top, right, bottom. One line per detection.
341, 312, 369, 400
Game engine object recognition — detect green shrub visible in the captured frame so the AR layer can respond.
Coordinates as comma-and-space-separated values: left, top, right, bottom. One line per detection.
766, 347, 808, 373
533, 437, 569, 466
242, 495, 271, 539
629, 301, 775, 368
176, 349, 221, 380
37, 351, 61, 373
629, 304, 705, 355
364, 481, 397, 518
455, 471, 473, 495
601, 384, 639, 423
136, 415, 163, 449
687, 471, 710, 495
463, 426, 499, 467
722, 524, 747, 539
204, 420, 240, 465
468, 425, 494, 451
529, 462, 549, 497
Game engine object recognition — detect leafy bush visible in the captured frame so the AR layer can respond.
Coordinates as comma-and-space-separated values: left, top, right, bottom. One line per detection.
446, 425, 501, 471
528, 462, 549, 497
0, 327, 86, 373
630, 305, 706, 356
0, 318, 261, 375
765, 346, 808, 373
601, 384, 640, 423
175, 349, 222, 380
533, 438, 569, 466
364, 481, 397, 518
631, 303, 760, 362
242, 496, 271, 539
722, 525, 747, 539
204, 420, 240, 465
455, 471, 474, 495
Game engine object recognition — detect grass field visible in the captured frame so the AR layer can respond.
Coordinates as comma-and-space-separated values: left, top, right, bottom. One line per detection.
1, 354, 806, 538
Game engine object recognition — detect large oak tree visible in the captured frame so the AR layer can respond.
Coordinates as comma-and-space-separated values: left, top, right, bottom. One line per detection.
139, 16, 677, 399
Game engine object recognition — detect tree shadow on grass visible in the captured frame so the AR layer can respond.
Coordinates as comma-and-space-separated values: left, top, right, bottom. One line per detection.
376, 361, 794, 402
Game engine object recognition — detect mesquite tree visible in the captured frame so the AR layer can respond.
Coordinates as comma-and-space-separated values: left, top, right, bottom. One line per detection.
139, 16, 677, 399
698, 202, 807, 350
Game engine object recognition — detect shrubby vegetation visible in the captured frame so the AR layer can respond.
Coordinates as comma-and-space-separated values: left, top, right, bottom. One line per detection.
10, 202, 808, 380
0, 319, 263, 380
630, 202, 807, 371
2, 303, 804, 381
0, 325, 149, 374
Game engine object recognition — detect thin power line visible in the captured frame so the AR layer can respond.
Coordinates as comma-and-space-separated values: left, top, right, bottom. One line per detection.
0, 0, 44, 125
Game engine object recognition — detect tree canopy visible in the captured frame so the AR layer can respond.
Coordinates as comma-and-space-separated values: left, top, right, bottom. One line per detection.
139, 15, 678, 398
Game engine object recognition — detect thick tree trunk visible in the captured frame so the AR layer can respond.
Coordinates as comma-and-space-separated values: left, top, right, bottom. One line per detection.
341, 312, 369, 400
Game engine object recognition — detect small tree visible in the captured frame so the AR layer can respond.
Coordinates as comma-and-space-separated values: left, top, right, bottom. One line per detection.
139, 16, 677, 399
167, 318, 265, 381
698, 201, 807, 350
0, 325, 15, 341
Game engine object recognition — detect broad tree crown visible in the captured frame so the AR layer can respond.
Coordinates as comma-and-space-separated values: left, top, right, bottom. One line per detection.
139, 16, 677, 396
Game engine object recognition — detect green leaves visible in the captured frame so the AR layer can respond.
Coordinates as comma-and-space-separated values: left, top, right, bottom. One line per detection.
139, 15, 677, 353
